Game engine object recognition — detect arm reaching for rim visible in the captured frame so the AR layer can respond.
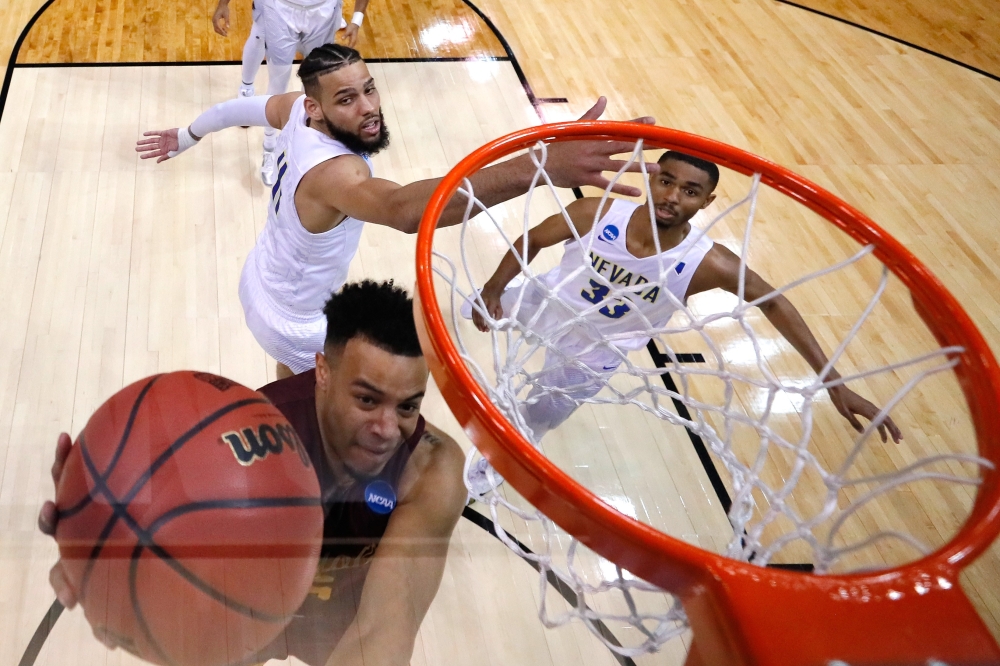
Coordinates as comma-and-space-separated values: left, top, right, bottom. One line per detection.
323, 422, 467, 666
686, 244, 903, 443
301, 97, 659, 232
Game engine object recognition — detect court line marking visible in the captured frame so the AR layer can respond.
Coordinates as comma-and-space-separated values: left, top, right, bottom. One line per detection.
773, 0, 999, 83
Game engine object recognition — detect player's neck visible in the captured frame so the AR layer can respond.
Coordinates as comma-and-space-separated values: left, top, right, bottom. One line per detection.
626, 207, 690, 258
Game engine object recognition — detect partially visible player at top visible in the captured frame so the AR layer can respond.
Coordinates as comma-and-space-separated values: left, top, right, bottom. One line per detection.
135, 44, 658, 380
467, 151, 903, 447
40, 280, 469, 666
212, 0, 369, 185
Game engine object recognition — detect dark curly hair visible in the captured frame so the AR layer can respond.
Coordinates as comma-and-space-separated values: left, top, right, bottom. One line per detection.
323, 280, 422, 357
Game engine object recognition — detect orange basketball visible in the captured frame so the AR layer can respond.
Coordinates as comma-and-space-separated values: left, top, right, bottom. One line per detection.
54, 371, 323, 666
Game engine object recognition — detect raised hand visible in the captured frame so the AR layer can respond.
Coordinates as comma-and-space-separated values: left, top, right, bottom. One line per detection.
828, 385, 903, 443
136, 129, 181, 163
542, 97, 658, 197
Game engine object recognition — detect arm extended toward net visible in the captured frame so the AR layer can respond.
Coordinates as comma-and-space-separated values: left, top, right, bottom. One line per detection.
687, 244, 902, 443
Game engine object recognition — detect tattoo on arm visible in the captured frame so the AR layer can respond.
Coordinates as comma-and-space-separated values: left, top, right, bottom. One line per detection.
421, 430, 444, 446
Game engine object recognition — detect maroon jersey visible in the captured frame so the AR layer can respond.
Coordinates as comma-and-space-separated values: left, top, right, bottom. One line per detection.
258, 369, 425, 561
247, 370, 426, 666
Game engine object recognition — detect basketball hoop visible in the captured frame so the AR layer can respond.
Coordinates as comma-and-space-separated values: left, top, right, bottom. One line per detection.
414, 122, 1000, 664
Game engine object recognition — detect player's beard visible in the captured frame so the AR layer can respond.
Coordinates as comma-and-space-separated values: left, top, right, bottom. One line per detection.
322, 110, 391, 156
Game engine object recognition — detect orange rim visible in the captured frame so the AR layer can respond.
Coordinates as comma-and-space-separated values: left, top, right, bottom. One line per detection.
414, 121, 1000, 613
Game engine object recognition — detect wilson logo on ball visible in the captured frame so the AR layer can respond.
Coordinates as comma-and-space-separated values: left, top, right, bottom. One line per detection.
221, 423, 312, 468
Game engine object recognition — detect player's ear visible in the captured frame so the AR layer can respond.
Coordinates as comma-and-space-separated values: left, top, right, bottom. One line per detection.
302, 95, 323, 122
702, 193, 717, 209
315, 350, 330, 387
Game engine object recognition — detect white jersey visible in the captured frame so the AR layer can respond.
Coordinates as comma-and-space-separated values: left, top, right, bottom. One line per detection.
528, 199, 714, 352
246, 95, 372, 318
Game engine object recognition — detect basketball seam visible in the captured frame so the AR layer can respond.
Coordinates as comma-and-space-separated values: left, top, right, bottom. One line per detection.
75, 396, 271, 598
58, 375, 162, 521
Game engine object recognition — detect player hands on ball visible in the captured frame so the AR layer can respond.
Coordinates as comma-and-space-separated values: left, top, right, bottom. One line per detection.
39, 280, 469, 666
466, 151, 903, 447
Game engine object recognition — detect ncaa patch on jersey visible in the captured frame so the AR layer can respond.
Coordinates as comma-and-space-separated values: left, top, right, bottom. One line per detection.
601, 225, 619, 241
675, 261, 686, 274
365, 480, 397, 515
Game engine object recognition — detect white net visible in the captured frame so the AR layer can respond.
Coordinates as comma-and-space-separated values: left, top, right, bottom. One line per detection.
429, 138, 995, 658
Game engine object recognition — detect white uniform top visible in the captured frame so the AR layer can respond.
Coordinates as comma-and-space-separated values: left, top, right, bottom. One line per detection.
528, 199, 714, 352
248, 95, 371, 318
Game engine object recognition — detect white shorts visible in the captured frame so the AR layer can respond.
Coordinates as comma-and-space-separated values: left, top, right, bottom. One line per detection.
239, 261, 327, 374
252, 0, 263, 23
262, 0, 344, 66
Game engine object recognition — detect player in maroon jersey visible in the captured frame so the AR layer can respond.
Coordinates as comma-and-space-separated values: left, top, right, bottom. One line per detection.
39, 280, 468, 666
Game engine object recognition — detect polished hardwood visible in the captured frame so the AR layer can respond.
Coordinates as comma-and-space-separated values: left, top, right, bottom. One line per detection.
789, 0, 1000, 78
2, 0, 1000, 659
14, 0, 506, 64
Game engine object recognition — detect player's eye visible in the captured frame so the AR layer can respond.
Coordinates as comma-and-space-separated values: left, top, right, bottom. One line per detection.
686, 189, 696, 196
339, 96, 353, 105
356, 394, 376, 407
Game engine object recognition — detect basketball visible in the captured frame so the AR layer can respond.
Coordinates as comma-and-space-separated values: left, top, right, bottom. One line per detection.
53, 371, 324, 666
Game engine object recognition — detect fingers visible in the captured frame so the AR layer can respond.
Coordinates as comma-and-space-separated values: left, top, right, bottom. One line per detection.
577, 96, 608, 122
626, 115, 656, 125
884, 415, 903, 443
38, 500, 58, 535
606, 181, 643, 198
49, 562, 78, 609
92, 626, 120, 650
52, 432, 72, 486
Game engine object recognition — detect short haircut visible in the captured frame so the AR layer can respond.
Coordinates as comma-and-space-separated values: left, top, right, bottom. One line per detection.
298, 43, 364, 98
658, 151, 720, 191
323, 280, 422, 357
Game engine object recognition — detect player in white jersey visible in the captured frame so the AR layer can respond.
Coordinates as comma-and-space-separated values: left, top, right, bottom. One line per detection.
212, 0, 369, 184
136, 44, 659, 379
468, 151, 902, 447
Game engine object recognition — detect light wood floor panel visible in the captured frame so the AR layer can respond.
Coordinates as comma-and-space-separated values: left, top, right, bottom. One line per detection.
791, 0, 1000, 77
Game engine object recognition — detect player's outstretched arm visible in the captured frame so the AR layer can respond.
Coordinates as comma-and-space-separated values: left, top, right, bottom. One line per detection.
324, 422, 466, 666
686, 244, 902, 443
135, 92, 302, 163
311, 97, 657, 233
472, 197, 608, 331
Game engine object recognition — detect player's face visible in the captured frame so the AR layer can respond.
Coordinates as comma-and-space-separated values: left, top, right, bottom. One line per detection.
647, 160, 716, 227
314, 338, 428, 481
312, 61, 390, 155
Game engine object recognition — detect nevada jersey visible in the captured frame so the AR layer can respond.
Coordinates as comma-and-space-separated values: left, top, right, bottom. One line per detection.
244, 95, 372, 318
522, 199, 714, 352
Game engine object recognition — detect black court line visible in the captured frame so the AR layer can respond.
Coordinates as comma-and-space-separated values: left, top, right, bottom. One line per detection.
16, 600, 63, 666
645, 340, 733, 512
0, 0, 58, 125
461, 506, 638, 666
12, 56, 511, 69
460, 0, 569, 115
773, 0, 1000, 83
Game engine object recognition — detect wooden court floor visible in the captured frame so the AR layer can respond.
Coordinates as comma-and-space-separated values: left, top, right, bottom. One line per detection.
1, 0, 1000, 662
